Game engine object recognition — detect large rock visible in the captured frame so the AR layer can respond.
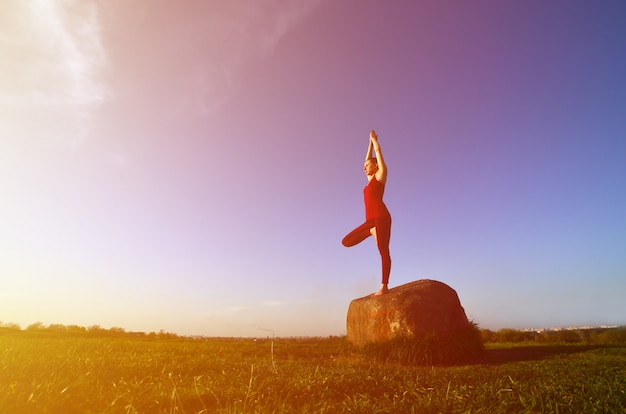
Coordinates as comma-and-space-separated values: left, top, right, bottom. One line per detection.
346, 279, 470, 346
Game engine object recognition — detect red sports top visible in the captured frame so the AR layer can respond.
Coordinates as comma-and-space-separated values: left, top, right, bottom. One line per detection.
364, 176, 389, 220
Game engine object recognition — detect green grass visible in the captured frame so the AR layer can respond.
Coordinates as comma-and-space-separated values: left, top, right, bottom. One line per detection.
0, 332, 624, 413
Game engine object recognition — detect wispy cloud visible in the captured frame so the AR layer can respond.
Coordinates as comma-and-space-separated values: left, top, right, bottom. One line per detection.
185, 0, 322, 118
0, 1, 321, 148
103, 151, 129, 168
260, 300, 287, 307
0, 0, 109, 147
224, 306, 249, 312
102, 0, 321, 120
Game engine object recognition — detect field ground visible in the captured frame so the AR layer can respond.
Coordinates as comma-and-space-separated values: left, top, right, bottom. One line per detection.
0, 331, 624, 413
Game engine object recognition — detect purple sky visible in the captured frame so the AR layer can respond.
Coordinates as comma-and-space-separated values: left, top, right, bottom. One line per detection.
1, 0, 625, 336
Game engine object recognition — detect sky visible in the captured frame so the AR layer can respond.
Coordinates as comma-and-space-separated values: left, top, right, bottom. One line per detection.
1, 0, 625, 337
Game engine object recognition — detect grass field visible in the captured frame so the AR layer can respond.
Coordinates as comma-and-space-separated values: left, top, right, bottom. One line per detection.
1, 330, 625, 413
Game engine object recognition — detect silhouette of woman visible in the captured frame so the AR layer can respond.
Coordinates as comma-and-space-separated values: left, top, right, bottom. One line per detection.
342, 130, 392, 296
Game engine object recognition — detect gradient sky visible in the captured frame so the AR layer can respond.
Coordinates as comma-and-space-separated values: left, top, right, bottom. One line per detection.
1, 0, 625, 337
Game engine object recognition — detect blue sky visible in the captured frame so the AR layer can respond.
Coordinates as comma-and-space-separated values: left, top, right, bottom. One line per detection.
1, 0, 625, 336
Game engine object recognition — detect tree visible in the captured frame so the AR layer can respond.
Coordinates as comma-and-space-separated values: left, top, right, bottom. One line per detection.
27, 322, 45, 330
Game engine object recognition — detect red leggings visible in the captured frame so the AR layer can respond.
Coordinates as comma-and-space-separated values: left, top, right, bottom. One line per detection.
342, 214, 392, 284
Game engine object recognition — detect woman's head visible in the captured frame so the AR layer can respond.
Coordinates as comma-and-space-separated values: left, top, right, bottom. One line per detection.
364, 157, 378, 175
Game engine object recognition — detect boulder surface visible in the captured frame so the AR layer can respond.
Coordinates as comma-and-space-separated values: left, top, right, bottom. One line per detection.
346, 279, 470, 346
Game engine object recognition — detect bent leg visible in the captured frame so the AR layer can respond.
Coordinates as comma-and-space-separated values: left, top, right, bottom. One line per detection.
342, 219, 375, 247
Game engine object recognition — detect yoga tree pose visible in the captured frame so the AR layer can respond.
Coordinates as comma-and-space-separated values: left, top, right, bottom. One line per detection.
342, 130, 392, 296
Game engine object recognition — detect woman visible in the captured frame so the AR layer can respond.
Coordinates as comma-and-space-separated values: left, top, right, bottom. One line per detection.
342, 130, 392, 296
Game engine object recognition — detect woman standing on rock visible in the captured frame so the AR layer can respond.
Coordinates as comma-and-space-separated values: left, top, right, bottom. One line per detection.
342, 130, 392, 296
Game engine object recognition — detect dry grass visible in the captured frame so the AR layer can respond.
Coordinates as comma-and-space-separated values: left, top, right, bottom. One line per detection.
0, 330, 624, 413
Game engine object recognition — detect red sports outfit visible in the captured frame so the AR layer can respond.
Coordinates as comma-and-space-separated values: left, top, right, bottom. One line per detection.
342, 176, 392, 284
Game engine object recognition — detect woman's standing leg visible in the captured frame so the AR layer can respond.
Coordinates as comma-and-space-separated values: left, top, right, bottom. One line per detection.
373, 214, 392, 294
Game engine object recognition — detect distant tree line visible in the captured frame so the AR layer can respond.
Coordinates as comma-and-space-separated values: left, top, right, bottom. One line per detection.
2, 321, 625, 345
0, 321, 179, 339
481, 327, 626, 345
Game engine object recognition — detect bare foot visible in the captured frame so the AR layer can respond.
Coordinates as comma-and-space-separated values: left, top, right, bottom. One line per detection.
371, 284, 389, 297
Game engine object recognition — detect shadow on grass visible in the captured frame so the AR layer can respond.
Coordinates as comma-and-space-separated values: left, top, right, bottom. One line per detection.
478, 344, 605, 366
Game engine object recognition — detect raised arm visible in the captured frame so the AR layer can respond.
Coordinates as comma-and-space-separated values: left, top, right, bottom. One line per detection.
365, 138, 374, 162
370, 130, 387, 184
